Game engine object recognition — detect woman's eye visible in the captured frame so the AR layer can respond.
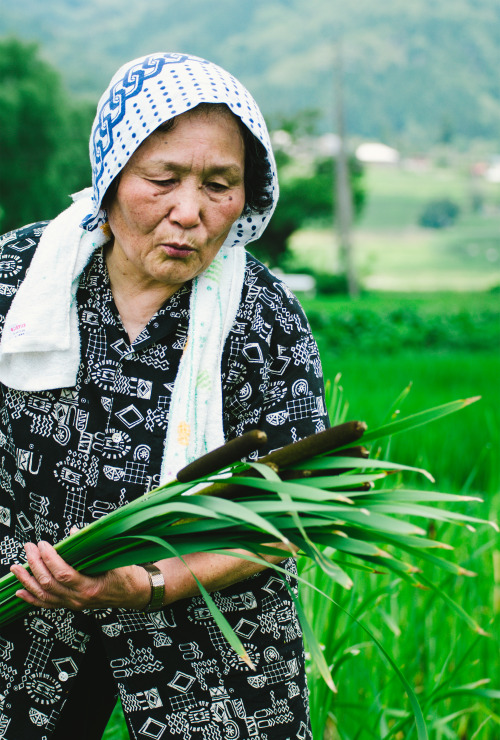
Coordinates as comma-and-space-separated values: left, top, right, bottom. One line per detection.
151, 179, 176, 187
207, 182, 228, 193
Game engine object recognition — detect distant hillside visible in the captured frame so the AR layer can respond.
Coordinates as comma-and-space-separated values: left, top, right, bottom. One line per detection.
1, 0, 499, 146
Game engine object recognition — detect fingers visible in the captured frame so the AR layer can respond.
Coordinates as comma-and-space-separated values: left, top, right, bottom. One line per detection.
9, 542, 150, 612
35, 541, 78, 585
11, 542, 64, 606
10, 559, 57, 608
10, 541, 90, 609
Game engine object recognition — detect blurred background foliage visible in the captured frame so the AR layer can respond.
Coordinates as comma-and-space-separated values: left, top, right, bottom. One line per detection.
0, 38, 93, 232
250, 152, 365, 267
0, 2, 499, 738
1, 0, 500, 146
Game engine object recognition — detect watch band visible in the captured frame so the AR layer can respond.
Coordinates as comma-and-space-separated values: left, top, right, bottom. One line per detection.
139, 562, 165, 612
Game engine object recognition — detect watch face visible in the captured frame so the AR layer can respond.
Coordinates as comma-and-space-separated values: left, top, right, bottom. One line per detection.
151, 572, 164, 588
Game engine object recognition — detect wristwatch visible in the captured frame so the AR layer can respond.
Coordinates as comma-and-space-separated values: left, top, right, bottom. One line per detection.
139, 562, 165, 611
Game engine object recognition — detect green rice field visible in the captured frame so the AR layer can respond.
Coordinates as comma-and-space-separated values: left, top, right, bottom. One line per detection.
289, 163, 500, 292
302, 346, 499, 739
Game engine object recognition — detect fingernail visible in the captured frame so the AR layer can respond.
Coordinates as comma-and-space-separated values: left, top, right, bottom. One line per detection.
38, 541, 49, 552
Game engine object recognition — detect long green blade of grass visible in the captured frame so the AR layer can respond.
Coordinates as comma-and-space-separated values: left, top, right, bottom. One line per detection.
359, 397, 481, 445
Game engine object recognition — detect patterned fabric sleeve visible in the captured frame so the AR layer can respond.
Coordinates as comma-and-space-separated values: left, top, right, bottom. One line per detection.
222, 253, 329, 457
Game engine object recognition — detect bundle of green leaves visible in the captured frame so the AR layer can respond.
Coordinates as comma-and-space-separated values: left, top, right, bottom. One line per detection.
0, 397, 496, 739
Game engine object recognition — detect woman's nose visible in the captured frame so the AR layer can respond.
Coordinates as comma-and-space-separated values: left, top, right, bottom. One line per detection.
167, 184, 202, 229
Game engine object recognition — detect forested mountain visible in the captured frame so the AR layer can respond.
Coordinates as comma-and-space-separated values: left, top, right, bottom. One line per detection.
1, 0, 499, 146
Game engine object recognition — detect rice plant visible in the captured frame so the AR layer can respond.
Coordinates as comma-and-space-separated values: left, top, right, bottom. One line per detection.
303, 377, 500, 739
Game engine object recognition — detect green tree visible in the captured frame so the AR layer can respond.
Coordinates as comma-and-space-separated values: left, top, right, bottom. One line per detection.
250, 153, 365, 267
418, 198, 461, 229
0, 38, 93, 233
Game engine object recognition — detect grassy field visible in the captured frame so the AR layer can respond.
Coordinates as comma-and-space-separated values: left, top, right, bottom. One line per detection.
300, 273, 499, 736
319, 352, 499, 494
303, 341, 499, 739
288, 163, 500, 291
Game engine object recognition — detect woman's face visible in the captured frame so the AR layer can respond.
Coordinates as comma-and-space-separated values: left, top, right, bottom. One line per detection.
106, 107, 246, 295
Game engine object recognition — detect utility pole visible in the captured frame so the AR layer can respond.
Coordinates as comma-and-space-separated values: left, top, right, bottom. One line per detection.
334, 42, 359, 298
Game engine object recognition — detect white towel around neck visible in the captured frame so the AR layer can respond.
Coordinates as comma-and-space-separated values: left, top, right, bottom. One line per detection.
0, 196, 109, 391
160, 244, 246, 483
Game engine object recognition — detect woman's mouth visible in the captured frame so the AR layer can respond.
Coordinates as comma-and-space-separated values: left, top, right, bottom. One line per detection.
161, 243, 196, 258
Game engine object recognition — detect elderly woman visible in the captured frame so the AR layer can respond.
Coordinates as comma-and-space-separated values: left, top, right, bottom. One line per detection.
0, 53, 328, 738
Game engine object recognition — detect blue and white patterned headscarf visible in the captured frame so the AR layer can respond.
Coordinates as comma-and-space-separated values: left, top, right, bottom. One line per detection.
82, 52, 278, 249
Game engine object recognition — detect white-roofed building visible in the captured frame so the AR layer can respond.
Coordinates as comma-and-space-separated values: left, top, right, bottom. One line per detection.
355, 142, 400, 165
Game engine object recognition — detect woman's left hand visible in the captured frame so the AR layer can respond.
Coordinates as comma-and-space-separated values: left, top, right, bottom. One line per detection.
10, 540, 151, 611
